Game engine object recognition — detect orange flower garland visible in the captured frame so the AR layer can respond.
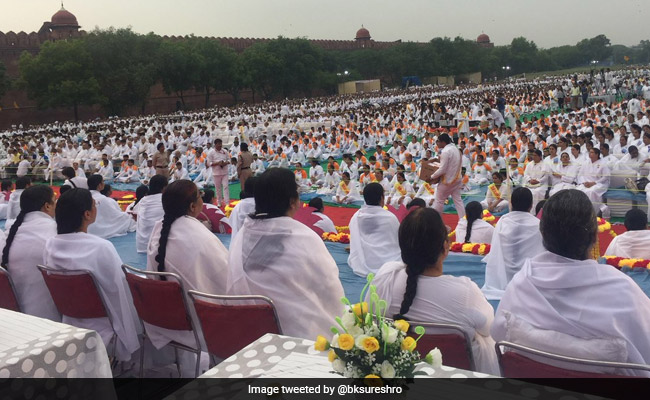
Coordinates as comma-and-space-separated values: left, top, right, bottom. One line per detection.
335, 226, 350, 234
322, 232, 351, 244
603, 256, 650, 269
224, 200, 240, 218
450, 242, 491, 255
597, 217, 617, 238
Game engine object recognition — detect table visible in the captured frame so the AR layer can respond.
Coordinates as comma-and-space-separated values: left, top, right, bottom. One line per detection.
166, 334, 597, 400
0, 309, 112, 378
201, 333, 490, 379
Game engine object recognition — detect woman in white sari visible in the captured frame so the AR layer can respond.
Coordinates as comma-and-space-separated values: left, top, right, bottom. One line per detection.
135, 175, 167, 253
373, 207, 499, 375
0, 185, 59, 321
146, 179, 229, 376
227, 168, 345, 339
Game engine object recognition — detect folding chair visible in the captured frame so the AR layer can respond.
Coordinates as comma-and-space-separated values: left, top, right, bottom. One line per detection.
0, 266, 21, 312
122, 264, 202, 378
407, 321, 476, 371
187, 291, 282, 361
496, 340, 650, 378
37, 264, 116, 358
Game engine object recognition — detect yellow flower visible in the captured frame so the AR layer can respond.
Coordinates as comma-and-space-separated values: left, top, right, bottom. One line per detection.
314, 335, 329, 352
461, 243, 473, 253
620, 259, 635, 268
478, 244, 487, 254
352, 302, 368, 317
401, 336, 416, 352
328, 349, 338, 362
362, 336, 380, 353
364, 374, 383, 387
394, 319, 410, 333
338, 334, 355, 351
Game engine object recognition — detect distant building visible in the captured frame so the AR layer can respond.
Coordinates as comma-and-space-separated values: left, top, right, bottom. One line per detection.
477, 33, 494, 48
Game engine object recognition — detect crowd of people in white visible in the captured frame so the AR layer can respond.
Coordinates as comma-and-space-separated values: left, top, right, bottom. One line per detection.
0, 66, 650, 378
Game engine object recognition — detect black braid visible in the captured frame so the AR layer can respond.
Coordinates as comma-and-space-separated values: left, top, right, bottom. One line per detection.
464, 218, 475, 243
394, 266, 420, 321
155, 214, 181, 280
1, 211, 26, 269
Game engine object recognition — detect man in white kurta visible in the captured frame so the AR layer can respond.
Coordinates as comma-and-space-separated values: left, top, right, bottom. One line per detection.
604, 209, 650, 259
348, 183, 401, 277
430, 134, 465, 218
43, 231, 141, 362
576, 149, 611, 215
492, 190, 650, 376
482, 187, 545, 300
523, 150, 550, 213
227, 216, 345, 340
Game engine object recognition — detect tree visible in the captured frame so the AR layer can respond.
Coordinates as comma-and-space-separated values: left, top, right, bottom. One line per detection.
188, 38, 241, 108
158, 39, 201, 108
19, 40, 102, 121
242, 42, 281, 100
576, 35, 612, 64
0, 62, 10, 101
83, 28, 161, 116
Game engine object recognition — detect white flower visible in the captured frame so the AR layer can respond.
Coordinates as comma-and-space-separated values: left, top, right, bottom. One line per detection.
384, 326, 399, 344
332, 359, 346, 374
348, 325, 363, 337
331, 334, 339, 348
425, 347, 443, 368
341, 311, 357, 330
380, 360, 396, 379
365, 323, 380, 337
355, 335, 370, 350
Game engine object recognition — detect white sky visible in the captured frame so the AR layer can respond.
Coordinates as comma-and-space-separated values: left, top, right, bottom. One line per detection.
2, 0, 649, 49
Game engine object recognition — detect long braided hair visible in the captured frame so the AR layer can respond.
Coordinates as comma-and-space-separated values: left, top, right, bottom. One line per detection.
464, 201, 483, 243
155, 180, 200, 278
2, 185, 54, 269
394, 207, 448, 320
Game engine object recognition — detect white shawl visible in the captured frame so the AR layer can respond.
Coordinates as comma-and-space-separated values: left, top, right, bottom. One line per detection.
348, 205, 401, 277
481, 211, 545, 300
227, 216, 345, 340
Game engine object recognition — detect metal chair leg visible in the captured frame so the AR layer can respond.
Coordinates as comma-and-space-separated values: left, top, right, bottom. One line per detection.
139, 335, 146, 378
174, 347, 182, 378
195, 350, 201, 378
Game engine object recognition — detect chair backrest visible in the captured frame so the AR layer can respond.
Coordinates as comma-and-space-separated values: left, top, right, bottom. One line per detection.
38, 265, 108, 319
496, 341, 650, 378
0, 266, 21, 312
121, 265, 193, 331
409, 321, 475, 371
188, 290, 282, 360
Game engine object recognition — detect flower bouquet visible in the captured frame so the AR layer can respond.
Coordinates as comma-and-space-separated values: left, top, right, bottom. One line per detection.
314, 274, 442, 383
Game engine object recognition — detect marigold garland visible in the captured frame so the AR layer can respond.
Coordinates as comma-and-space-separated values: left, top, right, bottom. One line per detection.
450, 242, 491, 255
224, 200, 240, 218
597, 217, 617, 238
603, 256, 650, 269
322, 232, 351, 244
335, 226, 350, 234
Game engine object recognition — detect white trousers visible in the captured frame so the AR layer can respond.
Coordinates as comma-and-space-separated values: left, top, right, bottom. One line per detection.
212, 174, 230, 205
433, 180, 465, 218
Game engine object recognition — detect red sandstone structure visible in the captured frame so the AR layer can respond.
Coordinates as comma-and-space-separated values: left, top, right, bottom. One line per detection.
476, 33, 494, 49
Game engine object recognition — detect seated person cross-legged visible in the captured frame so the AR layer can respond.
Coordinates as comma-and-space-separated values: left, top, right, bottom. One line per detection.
226, 168, 345, 340
373, 208, 499, 375
455, 201, 495, 245
604, 208, 650, 259
481, 187, 545, 300
492, 189, 650, 377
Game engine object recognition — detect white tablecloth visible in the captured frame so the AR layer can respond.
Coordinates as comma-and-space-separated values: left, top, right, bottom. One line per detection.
201, 333, 492, 379
0, 309, 112, 378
